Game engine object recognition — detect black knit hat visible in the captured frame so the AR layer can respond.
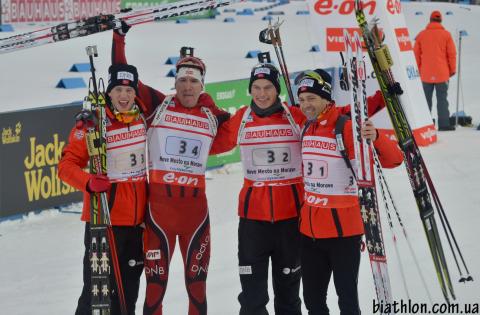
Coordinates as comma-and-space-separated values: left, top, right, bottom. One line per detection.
106, 64, 139, 94
248, 63, 281, 94
296, 69, 332, 101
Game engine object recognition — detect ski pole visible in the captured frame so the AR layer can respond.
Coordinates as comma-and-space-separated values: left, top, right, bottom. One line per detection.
455, 30, 462, 127
259, 20, 296, 106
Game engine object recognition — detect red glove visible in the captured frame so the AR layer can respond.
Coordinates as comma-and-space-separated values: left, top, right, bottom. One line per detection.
367, 90, 386, 117
87, 175, 111, 193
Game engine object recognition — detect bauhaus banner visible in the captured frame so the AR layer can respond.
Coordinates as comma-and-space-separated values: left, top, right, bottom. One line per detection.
1, 0, 121, 23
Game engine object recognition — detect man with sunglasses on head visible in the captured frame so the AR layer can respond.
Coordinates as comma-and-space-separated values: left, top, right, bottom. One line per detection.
111, 24, 230, 315
296, 69, 403, 315
212, 56, 305, 315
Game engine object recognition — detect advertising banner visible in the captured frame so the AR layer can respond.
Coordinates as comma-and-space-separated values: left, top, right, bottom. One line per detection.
307, 0, 436, 146
0, 103, 83, 218
0, 0, 215, 24
1, 0, 121, 24
120, 0, 215, 18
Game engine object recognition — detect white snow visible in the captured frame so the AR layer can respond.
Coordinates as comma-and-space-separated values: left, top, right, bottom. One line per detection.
1, 1, 480, 314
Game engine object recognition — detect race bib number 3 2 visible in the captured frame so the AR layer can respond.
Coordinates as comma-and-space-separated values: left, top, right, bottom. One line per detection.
252, 147, 291, 166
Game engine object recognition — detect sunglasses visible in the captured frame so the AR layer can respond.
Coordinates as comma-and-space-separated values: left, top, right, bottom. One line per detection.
294, 70, 326, 86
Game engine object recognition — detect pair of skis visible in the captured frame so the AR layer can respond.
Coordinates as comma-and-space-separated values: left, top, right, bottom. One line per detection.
345, 28, 436, 310
343, 30, 394, 311
354, 0, 472, 304
76, 46, 127, 315
0, 0, 241, 54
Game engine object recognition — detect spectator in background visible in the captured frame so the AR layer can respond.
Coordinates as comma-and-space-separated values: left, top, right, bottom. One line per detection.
414, 10, 457, 131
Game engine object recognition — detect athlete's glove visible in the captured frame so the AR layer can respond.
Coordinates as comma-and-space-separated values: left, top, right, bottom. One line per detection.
87, 175, 111, 193
114, 20, 131, 36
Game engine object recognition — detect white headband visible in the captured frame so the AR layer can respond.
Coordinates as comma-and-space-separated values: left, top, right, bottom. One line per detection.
176, 67, 204, 85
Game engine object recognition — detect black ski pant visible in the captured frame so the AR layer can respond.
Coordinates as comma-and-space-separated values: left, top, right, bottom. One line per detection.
422, 81, 451, 128
75, 223, 144, 315
301, 234, 362, 315
238, 217, 302, 315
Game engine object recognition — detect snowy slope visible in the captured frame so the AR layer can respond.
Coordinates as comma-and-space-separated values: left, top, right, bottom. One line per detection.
1, 1, 480, 314
1, 128, 479, 314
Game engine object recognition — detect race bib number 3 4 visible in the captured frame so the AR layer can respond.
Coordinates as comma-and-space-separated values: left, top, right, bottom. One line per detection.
165, 136, 202, 159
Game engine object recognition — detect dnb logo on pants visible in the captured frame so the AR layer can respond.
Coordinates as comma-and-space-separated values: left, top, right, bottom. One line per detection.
145, 249, 165, 276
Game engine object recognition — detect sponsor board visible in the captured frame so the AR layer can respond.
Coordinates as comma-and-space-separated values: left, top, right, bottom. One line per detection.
120, 0, 215, 19
1, 0, 121, 23
406, 65, 420, 80
395, 28, 413, 51
0, 103, 83, 218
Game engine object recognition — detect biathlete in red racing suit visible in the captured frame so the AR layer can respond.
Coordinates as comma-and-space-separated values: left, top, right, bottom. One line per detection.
297, 69, 403, 315
59, 63, 147, 315
212, 63, 306, 315
112, 29, 230, 315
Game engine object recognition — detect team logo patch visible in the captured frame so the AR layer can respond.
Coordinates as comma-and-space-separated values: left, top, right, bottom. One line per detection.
299, 78, 315, 88
254, 67, 271, 76
117, 71, 134, 81
146, 249, 161, 260
239, 265, 252, 275
74, 129, 84, 140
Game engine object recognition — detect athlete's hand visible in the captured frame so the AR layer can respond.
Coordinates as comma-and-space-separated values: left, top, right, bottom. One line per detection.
361, 120, 378, 141
87, 175, 111, 193
114, 20, 131, 36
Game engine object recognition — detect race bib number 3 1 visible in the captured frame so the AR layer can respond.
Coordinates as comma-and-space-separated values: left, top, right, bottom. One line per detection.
304, 159, 328, 179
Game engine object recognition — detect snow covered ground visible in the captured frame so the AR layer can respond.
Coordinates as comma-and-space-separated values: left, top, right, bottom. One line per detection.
1, 1, 480, 314
1, 128, 479, 314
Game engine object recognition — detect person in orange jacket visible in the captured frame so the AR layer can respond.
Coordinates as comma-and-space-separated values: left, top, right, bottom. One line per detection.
112, 24, 230, 315
212, 62, 305, 315
414, 10, 457, 131
59, 63, 147, 315
296, 69, 403, 315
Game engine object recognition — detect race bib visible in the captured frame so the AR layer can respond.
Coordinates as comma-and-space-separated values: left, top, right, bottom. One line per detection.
302, 135, 358, 208
106, 123, 147, 182
240, 124, 302, 186
148, 109, 214, 187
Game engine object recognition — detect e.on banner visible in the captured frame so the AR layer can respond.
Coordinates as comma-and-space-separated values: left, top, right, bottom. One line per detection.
307, 0, 436, 146
1, 0, 121, 24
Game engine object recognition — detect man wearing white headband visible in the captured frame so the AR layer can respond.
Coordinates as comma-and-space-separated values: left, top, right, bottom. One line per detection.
111, 24, 230, 315
174, 56, 207, 108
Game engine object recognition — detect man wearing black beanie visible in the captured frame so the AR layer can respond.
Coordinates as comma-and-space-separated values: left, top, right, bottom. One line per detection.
106, 63, 142, 123
211, 61, 306, 315
296, 69, 403, 315
60, 61, 148, 315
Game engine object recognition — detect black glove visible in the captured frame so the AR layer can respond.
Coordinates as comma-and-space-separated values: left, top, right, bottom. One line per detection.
114, 20, 131, 36
387, 82, 403, 96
